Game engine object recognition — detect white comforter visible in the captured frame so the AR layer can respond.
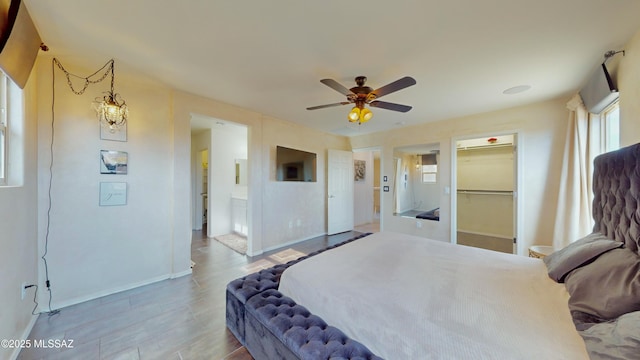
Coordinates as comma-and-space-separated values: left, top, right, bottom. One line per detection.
279, 232, 588, 359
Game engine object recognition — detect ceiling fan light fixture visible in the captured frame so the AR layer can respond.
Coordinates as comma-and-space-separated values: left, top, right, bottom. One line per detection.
348, 107, 361, 122
360, 108, 373, 123
309, 75, 416, 125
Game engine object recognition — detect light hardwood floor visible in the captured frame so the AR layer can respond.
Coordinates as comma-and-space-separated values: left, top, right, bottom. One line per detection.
18, 229, 367, 360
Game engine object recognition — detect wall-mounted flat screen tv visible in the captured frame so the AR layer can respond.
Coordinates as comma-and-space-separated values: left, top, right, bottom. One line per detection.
276, 146, 317, 182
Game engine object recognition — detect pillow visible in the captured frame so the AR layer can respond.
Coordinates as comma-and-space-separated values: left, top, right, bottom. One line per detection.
543, 232, 622, 282
579, 311, 640, 360
564, 248, 640, 320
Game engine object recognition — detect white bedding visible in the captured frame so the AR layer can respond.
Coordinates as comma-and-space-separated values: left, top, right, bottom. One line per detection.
279, 232, 589, 359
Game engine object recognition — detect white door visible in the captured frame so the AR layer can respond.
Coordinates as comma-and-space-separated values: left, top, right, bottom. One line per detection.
328, 149, 354, 235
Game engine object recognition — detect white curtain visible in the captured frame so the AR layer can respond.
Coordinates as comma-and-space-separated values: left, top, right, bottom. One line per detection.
552, 94, 605, 249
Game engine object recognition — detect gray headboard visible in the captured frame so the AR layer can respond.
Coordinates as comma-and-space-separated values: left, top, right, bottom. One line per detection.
592, 142, 640, 254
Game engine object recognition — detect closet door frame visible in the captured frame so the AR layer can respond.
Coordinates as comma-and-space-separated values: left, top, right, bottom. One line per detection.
450, 131, 523, 255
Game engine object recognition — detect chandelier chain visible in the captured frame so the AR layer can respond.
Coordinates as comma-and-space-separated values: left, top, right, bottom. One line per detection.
52, 58, 114, 95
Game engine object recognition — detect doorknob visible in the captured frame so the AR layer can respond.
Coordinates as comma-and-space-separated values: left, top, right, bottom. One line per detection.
328, 195, 335, 198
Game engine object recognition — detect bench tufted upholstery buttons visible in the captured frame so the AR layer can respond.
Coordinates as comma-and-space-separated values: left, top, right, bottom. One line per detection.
247, 289, 382, 360
226, 232, 381, 359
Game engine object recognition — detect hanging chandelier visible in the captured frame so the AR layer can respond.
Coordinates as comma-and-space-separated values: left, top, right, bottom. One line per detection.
93, 61, 128, 133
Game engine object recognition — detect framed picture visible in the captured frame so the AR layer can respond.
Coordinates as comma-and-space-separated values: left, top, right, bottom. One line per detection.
354, 160, 366, 181
100, 150, 128, 174
100, 122, 127, 142
99, 182, 127, 206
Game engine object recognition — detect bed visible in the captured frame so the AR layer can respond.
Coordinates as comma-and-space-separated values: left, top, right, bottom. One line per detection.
226, 142, 640, 359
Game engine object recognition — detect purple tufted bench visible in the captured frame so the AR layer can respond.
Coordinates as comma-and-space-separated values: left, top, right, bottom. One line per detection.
226, 233, 382, 359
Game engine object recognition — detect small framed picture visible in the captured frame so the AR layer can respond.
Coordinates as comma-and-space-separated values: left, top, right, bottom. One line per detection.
99, 182, 127, 206
100, 123, 127, 142
354, 160, 366, 181
100, 150, 128, 174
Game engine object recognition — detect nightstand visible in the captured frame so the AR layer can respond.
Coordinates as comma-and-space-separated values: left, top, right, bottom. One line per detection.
528, 245, 554, 259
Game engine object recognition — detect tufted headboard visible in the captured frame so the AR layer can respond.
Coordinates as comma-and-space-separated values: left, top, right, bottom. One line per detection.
592, 142, 640, 254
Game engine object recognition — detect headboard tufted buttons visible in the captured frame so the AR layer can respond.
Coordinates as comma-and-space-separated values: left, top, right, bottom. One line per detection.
592, 143, 640, 255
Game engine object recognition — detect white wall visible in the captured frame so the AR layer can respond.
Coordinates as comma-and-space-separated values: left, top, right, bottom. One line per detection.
0, 62, 39, 360
393, 153, 416, 213
260, 116, 350, 250
208, 123, 247, 237
350, 98, 568, 255
353, 151, 374, 226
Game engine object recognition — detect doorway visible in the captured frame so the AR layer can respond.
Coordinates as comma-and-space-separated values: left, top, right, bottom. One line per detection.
190, 116, 248, 243
452, 134, 519, 254
353, 149, 381, 233
327, 149, 354, 235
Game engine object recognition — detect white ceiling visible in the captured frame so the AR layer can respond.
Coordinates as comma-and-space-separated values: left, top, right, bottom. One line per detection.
24, 0, 640, 137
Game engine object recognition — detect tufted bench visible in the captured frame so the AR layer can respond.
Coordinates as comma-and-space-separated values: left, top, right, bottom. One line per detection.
226, 233, 381, 359
245, 289, 382, 360
226, 264, 289, 342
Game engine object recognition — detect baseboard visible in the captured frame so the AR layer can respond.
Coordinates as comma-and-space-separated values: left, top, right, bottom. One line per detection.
260, 232, 326, 254
47, 273, 174, 311
170, 268, 192, 279
9, 315, 38, 360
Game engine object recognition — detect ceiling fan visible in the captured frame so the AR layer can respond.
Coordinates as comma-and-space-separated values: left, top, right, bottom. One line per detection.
307, 75, 416, 124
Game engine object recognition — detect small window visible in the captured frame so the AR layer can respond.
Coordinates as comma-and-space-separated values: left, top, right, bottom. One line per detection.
603, 102, 620, 152
421, 154, 437, 183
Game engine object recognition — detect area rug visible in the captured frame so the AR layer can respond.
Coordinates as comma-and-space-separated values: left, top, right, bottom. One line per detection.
214, 233, 247, 255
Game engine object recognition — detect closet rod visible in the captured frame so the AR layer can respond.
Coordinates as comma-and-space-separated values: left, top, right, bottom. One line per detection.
457, 189, 513, 196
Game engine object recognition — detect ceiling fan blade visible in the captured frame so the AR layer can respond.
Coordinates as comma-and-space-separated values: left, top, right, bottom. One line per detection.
306, 102, 351, 110
369, 100, 412, 113
369, 76, 416, 99
320, 79, 354, 96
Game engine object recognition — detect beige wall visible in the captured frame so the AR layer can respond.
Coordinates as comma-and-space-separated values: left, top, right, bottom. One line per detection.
618, 28, 640, 147
350, 97, 568, 255
35, 57, 178, 310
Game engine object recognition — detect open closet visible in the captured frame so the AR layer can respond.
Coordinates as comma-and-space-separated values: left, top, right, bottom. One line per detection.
455, 135, 516, 253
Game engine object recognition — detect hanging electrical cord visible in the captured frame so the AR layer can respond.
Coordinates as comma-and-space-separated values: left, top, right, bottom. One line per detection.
41, 59, 60, 316
42, 58, 116, 316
